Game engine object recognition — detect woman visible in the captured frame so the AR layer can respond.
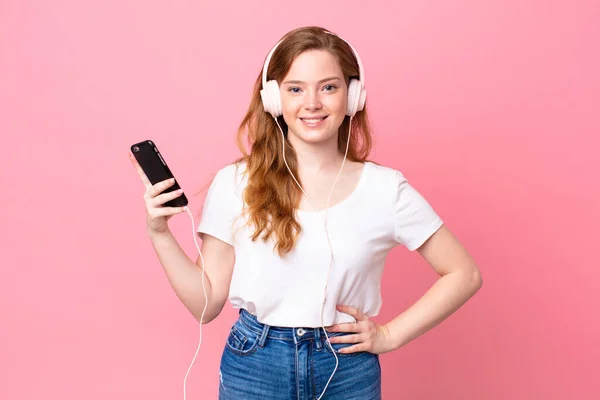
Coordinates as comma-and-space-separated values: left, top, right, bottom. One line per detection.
130, 26, 482, 400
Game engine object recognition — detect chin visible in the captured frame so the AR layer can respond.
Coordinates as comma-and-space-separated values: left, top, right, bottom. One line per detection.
291, 127, 338, 144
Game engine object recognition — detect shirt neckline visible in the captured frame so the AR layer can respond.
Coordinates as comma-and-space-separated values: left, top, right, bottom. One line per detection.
296, 161, 371, 216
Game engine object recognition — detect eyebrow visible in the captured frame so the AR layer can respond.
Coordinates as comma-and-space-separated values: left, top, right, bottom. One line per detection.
282, 76, 342, 85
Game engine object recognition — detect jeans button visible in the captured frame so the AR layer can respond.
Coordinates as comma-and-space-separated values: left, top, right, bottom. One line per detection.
296, 328, 306, 336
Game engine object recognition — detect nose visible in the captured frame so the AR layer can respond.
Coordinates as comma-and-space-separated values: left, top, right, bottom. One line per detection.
303, 89, 322, 110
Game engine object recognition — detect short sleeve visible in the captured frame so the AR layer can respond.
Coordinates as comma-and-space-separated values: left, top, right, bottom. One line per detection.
393, 171, 443, 251
196, 166, 241, 246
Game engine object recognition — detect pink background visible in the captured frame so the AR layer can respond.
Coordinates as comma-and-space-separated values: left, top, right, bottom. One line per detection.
1, 0, 598, 399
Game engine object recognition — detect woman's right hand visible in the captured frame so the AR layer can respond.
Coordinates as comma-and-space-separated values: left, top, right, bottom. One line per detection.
129, 152, 187, 237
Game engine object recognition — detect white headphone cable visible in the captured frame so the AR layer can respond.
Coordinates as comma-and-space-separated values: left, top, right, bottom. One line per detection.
178, 116, 353, 400
181, 207, 208, 400
274, 115, 353, 400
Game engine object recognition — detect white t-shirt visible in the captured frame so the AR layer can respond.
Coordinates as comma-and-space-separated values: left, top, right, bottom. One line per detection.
197, 161, 443, 328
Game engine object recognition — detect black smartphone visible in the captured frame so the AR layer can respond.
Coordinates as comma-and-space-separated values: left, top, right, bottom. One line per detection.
130, 140, 188, 208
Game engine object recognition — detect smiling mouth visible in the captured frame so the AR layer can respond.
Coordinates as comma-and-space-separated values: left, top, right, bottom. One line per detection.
300, 116, 328, 124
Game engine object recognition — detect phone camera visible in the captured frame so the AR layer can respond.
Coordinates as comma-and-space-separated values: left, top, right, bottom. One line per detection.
132, 146, 139, 152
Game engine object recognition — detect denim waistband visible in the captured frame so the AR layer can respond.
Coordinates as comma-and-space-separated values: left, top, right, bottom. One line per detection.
237, 308, 340, 343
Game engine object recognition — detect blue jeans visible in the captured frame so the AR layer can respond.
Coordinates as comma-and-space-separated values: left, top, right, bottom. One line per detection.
218, 309, 381, 400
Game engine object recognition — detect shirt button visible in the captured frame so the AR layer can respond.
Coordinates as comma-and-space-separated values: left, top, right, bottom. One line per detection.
296, 328, 306, 336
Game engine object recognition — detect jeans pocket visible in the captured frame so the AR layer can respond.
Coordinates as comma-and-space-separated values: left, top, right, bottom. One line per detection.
225, 324, 259, 356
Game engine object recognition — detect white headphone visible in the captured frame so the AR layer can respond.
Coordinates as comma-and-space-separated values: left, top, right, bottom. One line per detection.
260, 30, 367, 118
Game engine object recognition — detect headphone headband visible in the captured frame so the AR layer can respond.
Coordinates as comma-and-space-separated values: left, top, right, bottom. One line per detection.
261, 30, 365, 91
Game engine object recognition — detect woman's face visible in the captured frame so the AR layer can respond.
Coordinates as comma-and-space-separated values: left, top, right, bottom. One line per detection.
280, 50, 347, 147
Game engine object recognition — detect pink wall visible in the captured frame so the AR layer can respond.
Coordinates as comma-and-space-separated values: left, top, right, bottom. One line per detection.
1, 0, 598, 399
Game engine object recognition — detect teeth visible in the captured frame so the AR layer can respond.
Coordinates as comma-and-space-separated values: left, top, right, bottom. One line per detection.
302, 118, 324, 123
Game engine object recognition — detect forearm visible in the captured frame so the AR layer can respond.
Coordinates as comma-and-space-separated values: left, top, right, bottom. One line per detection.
385, 271, 482, 349
149, 230, 217, 322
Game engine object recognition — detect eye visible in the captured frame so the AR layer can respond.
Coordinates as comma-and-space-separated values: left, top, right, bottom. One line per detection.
288, 87, 301, 93
323, 85, 337, 92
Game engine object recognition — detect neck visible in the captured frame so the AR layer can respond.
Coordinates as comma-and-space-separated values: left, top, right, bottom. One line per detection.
288, 136, 346, 176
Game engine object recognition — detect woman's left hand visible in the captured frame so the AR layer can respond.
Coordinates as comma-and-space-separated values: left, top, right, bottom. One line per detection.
325, 305, 398, 355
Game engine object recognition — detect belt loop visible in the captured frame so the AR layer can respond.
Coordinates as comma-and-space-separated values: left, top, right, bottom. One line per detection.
258, 322, 270, 348
314, 327, 322, 350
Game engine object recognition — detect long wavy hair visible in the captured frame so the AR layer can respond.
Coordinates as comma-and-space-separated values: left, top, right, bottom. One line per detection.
234, 26, 374, 257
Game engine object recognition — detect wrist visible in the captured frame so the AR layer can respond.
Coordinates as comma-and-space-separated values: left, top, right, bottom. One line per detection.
383, 321, 405, 351
147, 227, 172, 241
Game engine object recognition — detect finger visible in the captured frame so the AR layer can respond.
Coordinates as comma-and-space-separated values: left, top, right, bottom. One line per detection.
327, 333, 361, 344
337, 304, 368, 321
151, 189, 183, 207
148, 178, 176, 198
148, 206, 187, 219
129, 153, 152, 188
337, 343, 367, 354
327, 322, 360, 333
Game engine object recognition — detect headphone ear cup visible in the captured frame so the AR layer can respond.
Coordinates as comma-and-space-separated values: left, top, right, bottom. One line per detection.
346, 79, 363, 117
357, 87, 367, 113
260, 80, 282, 118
